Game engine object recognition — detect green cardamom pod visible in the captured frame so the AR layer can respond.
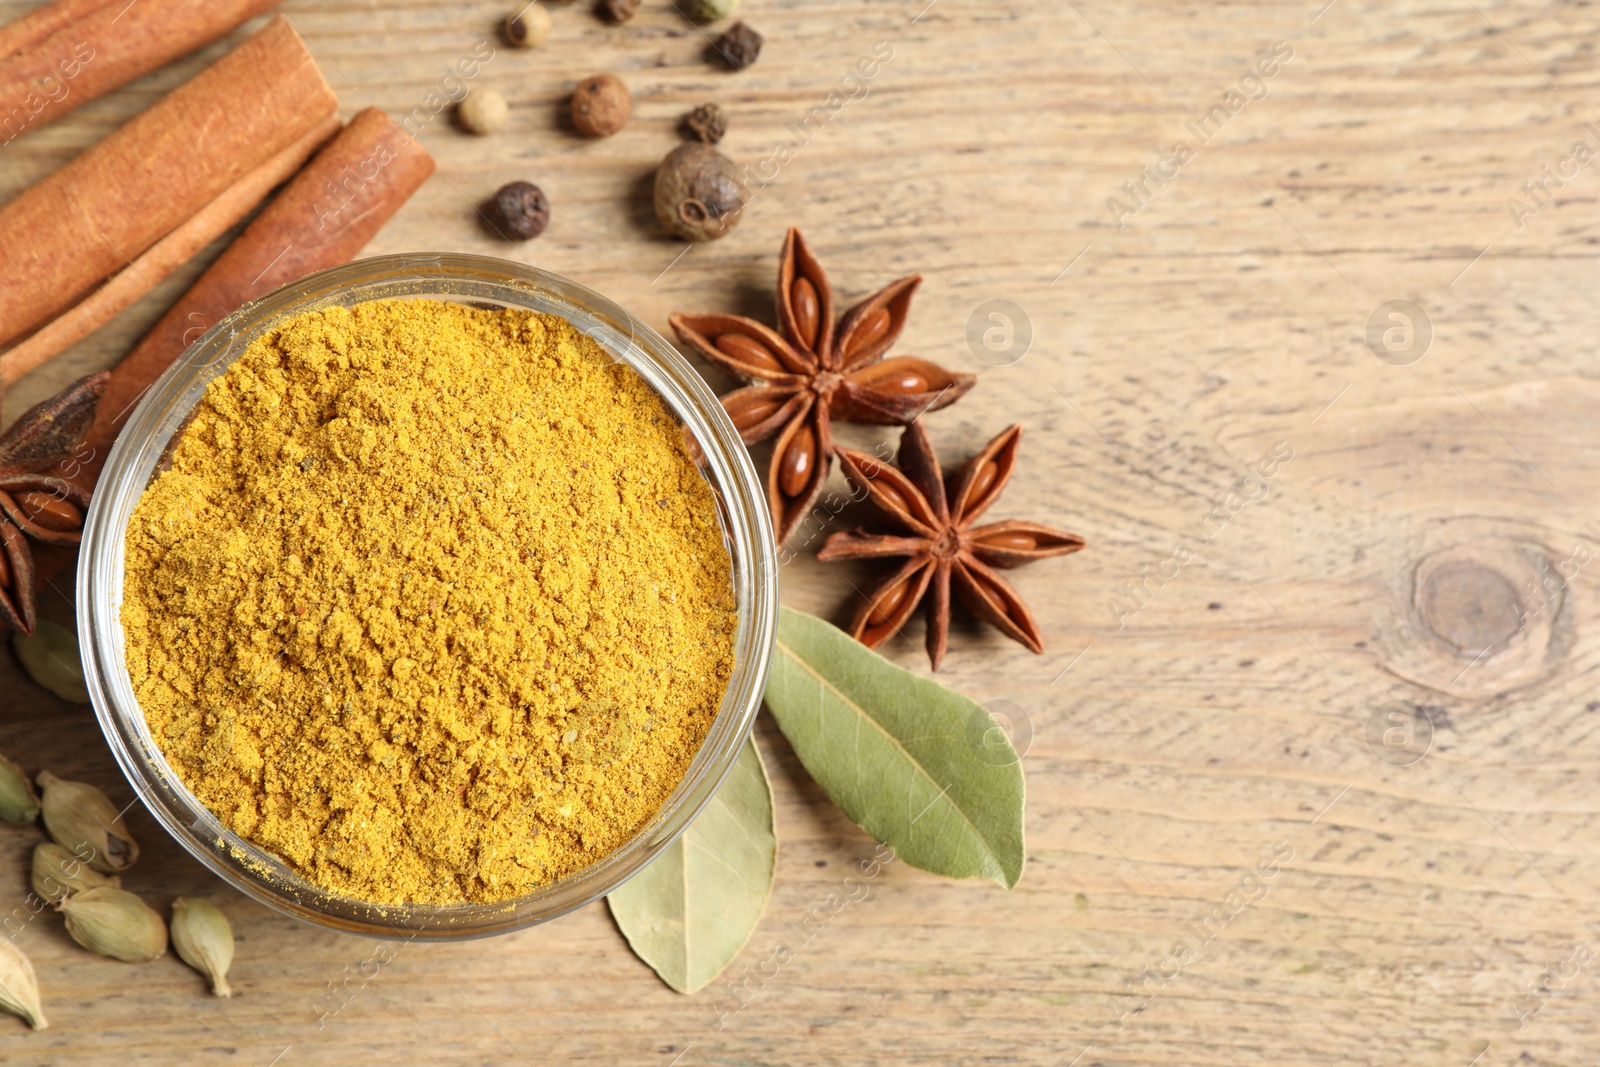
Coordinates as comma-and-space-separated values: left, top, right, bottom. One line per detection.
0, 937, 47, 1030
37, 771, 139, 874
30, 842, 119, 905
0, 753, 39, 824
12, 619, 89, 704
59, 887, 166, 963
170, 897, 234, 997
688, 0, 739, 19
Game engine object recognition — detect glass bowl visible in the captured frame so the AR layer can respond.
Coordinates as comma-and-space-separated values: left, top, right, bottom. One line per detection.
76, 253, 779, 940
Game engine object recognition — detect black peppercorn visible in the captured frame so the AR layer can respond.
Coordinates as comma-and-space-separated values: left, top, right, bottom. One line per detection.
714, 21, 762, 70
488, 181, 551, 240
597, 0, 638, 22
682, 102, 727, 144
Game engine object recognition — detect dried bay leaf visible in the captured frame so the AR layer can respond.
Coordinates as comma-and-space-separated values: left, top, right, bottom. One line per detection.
607, 735, 775, 994
765, 606, 1025, 888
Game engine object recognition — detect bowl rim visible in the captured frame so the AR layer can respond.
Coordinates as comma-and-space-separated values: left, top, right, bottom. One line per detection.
77, 253, 779, 940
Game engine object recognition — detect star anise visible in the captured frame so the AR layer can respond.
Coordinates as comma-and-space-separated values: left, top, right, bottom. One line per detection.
818, 420, 1084, 669
669, 228, 976, 544
0, 372, 108, 634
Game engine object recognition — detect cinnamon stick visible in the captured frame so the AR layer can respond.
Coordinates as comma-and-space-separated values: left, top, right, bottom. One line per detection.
0, 113, 340, 387
0, 16, 337, 350
79, 107, 436, 478
0, 0, 274, 143
0, 0, 115, 61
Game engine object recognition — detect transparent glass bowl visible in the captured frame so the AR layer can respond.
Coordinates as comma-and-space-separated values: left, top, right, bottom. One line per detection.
77, 254, 779, 940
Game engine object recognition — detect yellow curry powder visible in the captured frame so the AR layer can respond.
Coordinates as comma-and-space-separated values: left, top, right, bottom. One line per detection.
121, 299, 736, 905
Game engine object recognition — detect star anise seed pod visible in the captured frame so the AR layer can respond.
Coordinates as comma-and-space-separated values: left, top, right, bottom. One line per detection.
669, 228, 976, 544
0, 372, 108, 634
818, 420, 1084, 669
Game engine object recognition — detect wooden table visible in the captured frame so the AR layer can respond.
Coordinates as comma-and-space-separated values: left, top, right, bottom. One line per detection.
5, 1, 1600, 1063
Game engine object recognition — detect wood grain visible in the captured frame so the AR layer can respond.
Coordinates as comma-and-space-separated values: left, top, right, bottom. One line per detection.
4, 1, 1600, 1064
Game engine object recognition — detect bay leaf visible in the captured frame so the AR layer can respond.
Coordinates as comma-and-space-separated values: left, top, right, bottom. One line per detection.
607, 735, 775, 994
764, 606, 1025, 887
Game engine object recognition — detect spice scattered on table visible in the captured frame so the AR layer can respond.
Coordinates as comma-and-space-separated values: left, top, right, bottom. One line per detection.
12, 618, 89, 702
121, 299, 736, 905
820, 422, 1085, 667
0, 938, 46, 1029
598, 0, 638, 23
32, 842, 119, 905
714, 21, 762, 69
60, 887, 168, 963
654, 142, 746, 241
0, 372, 107, 634
669, 228, 974, 543
488, 180, 552, 239
682, 102, 727, 144
505, 2, 551, 47
571, 72, 631, 136
689, 0, 741, 20
37, 771, 139, 874
0, 753, 38, 824
171, 898, 235, 997
458, 87, 508, 133
0, 0, 272, 138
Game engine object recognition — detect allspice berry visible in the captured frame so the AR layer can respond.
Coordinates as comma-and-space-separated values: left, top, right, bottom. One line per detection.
571, 74, 631, 137
654, 142, 747, 241
683, 102, 726, 144
505, 3, 551, 47
714, 21, 762, 69
598, 0, 638, 22
489, 181, 551, 240
458, 88, 508, 134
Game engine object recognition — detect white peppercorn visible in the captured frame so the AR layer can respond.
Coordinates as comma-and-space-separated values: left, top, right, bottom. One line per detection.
458, 89, 509, 134
506, 3, 551, 48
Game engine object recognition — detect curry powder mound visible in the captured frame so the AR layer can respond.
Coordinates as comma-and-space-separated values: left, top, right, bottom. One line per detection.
121, 299, 736, 905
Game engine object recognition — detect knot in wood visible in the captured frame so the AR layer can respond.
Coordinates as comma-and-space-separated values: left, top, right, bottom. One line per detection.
1417, 560, 1523, 656
1375, 532, 1571, 700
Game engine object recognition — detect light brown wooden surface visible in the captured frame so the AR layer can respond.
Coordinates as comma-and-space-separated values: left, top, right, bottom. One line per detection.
5, 1, 1600, 1064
